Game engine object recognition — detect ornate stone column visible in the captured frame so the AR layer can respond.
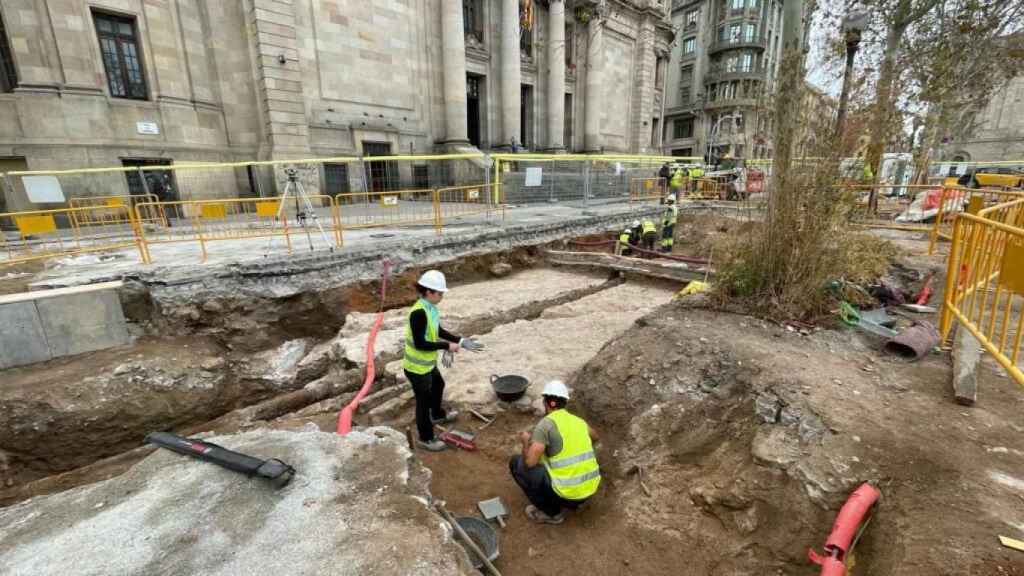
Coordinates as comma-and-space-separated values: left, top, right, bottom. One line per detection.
546, 0, 566, 151
501, 0, 521, 146
442, 0, 469, 143
584, 18, 603, 152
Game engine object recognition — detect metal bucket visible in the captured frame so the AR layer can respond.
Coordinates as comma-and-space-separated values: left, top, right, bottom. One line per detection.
491, 374, 529, 402
455, 516, 500, 569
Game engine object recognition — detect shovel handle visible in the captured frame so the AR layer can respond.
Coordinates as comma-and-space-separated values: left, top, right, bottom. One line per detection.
497, 515, 506, 528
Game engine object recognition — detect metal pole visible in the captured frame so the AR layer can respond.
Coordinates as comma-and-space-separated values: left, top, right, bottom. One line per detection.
833, 32, 860, 138
583, 159, 591, 207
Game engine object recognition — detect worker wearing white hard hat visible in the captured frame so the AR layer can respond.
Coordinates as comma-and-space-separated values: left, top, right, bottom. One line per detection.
402, 270, 485, 451
510, 380, 601, 525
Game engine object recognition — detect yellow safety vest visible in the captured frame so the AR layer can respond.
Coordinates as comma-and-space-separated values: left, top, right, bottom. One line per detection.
642, 220, 656, 235
543, 409, 601, 500
692, 167, 704, 178
662, 204, 678, 226
402, 299, 439, 375
670, 171, 684, 188
618, 230, 632, 244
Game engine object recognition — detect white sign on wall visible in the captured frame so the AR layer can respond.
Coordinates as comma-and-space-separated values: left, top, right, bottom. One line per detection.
136, 121, 160, 135
525, 167, 543, 187
23, 175, 66, 203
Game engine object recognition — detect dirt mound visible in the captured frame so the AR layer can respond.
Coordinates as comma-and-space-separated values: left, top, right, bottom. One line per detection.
0, 428, 476, 576
570, 304, 1024, 575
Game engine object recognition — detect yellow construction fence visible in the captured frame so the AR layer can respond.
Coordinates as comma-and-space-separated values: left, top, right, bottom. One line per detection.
940, 196, 1024, 387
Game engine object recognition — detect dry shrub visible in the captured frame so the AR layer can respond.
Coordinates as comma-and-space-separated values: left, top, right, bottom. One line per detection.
710, 87, 901, 318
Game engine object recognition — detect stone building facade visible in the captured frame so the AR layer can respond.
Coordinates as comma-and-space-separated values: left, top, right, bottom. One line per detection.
944, 75, 1024, 162
662, 0, 786, 161
0, 0, 672, 210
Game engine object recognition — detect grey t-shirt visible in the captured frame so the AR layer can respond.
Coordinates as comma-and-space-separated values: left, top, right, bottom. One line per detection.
530, 417, 563, 458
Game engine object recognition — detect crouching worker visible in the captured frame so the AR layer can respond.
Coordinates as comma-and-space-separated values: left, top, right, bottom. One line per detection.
403, 270, 484, 451
616, 226, 633, 256
509, 380, 601, 524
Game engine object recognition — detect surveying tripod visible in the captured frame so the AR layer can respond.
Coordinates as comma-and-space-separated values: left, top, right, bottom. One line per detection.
264, 167, 333, 256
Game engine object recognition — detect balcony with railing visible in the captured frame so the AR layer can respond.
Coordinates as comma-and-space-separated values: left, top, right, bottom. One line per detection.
703, 63, 767, 84
709, 33, 767, 54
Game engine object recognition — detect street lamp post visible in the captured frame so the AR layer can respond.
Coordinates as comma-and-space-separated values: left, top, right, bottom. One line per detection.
834, 11, 869, 139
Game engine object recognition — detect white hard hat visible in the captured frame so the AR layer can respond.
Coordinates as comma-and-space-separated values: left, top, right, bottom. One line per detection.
632, 220, 640, 227
666, 196, 675, 203
417, 270, 448, 293
542, 380, 570, 400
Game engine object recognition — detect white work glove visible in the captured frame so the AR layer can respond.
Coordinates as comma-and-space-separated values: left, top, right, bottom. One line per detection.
459, 337, 485, 352
441, 349, 454, 369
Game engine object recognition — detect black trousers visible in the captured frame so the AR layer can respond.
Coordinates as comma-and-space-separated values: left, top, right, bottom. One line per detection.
509, 455, 587, 517
405, 368, 448, 442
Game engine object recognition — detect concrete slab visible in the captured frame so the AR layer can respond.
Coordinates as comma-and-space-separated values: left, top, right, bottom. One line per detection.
34, 289, 131, 358
953, 328, 981, 406
0, 301, 50, 368
0, 281, 124, 304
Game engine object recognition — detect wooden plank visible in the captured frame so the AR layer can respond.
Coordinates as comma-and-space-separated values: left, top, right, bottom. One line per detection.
542, 249, 710, 283
952, 327, 981, 406
999, 536, 1024, 553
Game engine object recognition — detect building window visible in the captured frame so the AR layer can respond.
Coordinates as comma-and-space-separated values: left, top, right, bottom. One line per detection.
683, 37, 696, 54
324, 163, 350, 195
726, 56, 738, 73
731, 0, 744, 11
674, 118, 694, 139
680, 64, 694, 83
565, 23, 574, 66
94, 12, 147, 100
0, 11, 18, 92
741, 53, 753, 72
730, 23, 742, 42
463, 0, 482, 40
744, 23, 757, 42
686, 9, 699, 28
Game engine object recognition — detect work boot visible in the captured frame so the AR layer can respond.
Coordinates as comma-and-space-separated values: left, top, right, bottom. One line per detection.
431, 411, 459, 425
418, 439, 447, 452
525, 504, 565, 525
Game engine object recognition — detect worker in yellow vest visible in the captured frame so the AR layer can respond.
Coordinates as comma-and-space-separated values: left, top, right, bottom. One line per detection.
616, 227, 633, 256
669, 167, 685, 202
510, 380, 601, 524
661, 196, 678, 253
641, 218, 658, 254
403, 270, 484, 451
688, 164, 704, 195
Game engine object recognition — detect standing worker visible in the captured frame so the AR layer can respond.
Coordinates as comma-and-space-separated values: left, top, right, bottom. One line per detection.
641, 218, 658, 254
403, 270, 485, 451
658, 162, 671, 182
689, 163, 704, 195
670, 166, 684, 202
660, 196, 678, 253
510, 380, 601, 524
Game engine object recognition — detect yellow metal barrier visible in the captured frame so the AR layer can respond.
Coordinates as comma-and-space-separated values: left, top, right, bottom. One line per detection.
1, 205, 145, 266
134, 196, 341, 263
435, 184, 502, 231
69, 194, 166, 228
335, 188, 438, 233
687, 177, 728, 200
928, 186, 1024, 255
940, 197, 1024, 386
629, 177, 667, 202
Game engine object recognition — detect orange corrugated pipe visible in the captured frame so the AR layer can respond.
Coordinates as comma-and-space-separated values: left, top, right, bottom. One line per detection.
336, 259, 391, 435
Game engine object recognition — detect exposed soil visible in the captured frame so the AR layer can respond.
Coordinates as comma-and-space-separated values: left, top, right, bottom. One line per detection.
4, 221, 1024, 575
0, 260, 46, 295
